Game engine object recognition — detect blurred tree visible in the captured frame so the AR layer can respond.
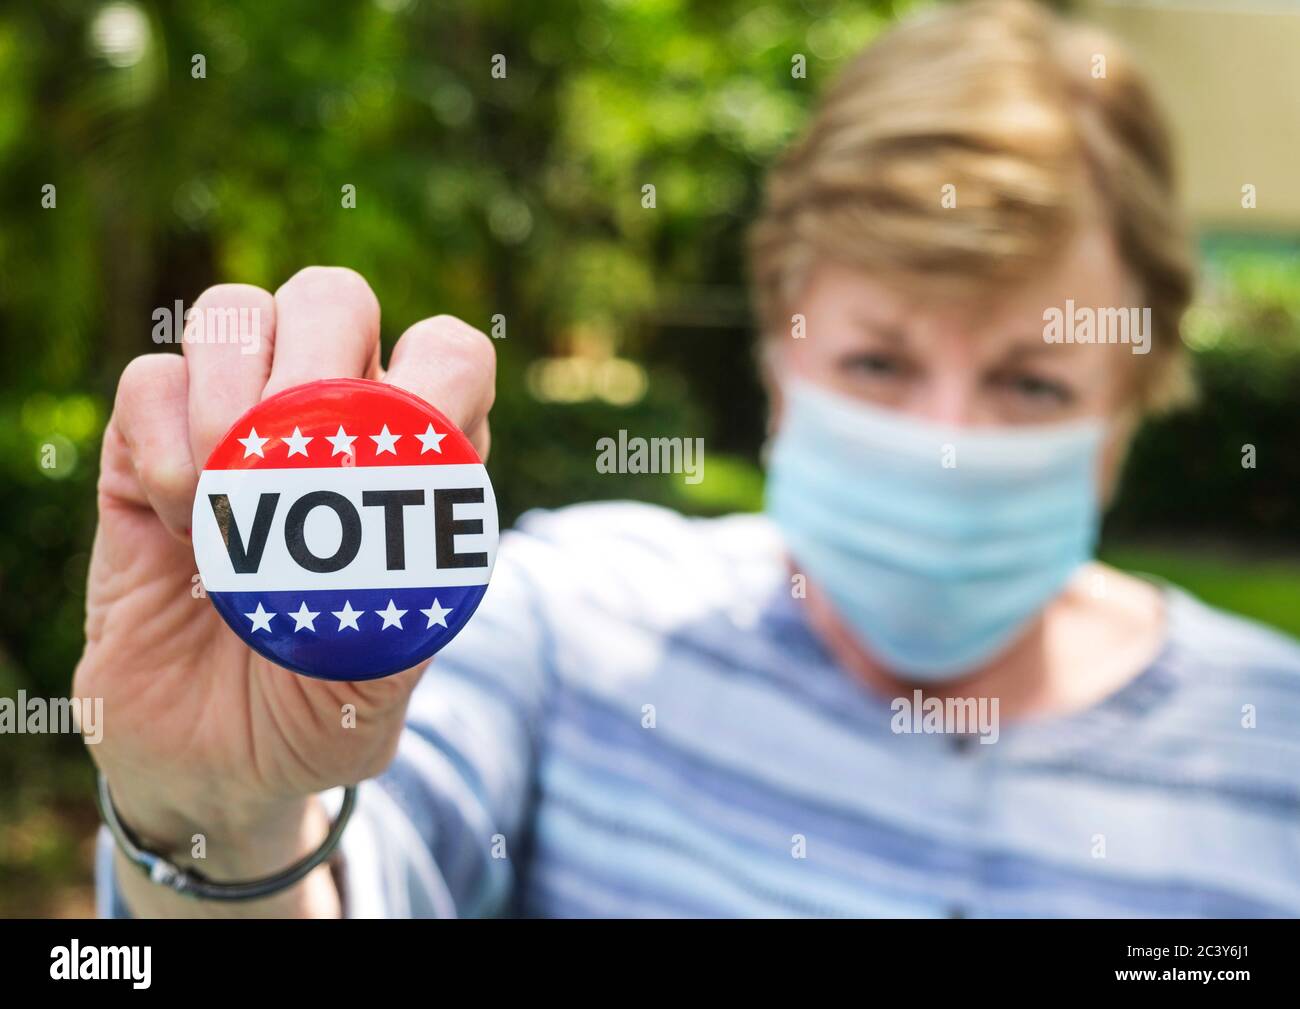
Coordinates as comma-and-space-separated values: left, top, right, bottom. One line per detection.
0, 0, 917, 702
0, 1, 1297, 915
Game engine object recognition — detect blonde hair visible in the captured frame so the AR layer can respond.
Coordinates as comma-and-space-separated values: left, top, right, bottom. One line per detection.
749, 0, 1196, 412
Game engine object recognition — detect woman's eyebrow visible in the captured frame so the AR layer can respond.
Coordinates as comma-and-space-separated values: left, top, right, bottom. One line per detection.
999, 340, 1062, 362
850, 319, 907, 344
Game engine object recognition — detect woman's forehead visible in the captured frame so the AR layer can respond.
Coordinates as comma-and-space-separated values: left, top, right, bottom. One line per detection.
798, 228, 1136, 340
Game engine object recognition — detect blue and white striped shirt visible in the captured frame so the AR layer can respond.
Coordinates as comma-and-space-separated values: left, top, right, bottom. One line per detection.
99, 501, 1300, 917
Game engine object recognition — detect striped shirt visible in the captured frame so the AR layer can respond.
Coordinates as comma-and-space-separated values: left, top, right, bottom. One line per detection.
99, 501, 1300, 917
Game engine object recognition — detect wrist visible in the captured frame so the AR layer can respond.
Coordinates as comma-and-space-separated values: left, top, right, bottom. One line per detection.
105, 775, 326, 880
105, 783, 346, 917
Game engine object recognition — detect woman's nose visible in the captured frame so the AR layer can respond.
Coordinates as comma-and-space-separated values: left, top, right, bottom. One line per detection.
904, 371, 981, 428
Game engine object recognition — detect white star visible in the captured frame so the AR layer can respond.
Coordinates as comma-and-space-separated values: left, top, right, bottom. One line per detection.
238, 428, 269, 458
370, 424, 401, 455
375, 599, 408, 630
420, 598, 453, 629
283, 426, 313, 458
244, 602, 275, 632
415, 423, 446, 454
332, 600, 363, 631
326, 425, 356, 456
289, 601, 319, 632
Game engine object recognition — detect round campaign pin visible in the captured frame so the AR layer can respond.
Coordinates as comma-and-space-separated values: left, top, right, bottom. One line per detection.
191, 378, 498, 681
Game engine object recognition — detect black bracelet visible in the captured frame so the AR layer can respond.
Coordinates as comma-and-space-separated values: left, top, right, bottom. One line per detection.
96, 773, 357, 902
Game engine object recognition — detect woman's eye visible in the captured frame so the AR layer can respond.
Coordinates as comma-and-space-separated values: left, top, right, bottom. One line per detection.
841, 352, 906, 378
998, 372, 1073, 406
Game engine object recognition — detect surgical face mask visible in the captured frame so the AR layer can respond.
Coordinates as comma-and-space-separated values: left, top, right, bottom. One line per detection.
764, 379, 1105, 681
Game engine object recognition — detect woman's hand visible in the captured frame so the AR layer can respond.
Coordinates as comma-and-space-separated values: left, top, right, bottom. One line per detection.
73, 267, 495, 915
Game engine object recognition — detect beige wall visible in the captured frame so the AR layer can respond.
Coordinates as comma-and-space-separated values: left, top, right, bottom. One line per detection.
1081, 1, 1300, 232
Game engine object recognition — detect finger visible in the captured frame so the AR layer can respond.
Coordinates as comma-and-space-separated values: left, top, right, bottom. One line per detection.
263, 266, 381, 400
383, 315, 496, 458
466, 416, 491, 461
108, 353, 197, 538
182, 284, 276, 467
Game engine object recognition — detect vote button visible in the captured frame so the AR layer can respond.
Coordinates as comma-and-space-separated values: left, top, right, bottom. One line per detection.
191, 378, 498, 680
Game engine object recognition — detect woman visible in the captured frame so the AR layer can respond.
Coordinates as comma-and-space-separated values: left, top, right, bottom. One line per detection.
81, 0, 1300, 917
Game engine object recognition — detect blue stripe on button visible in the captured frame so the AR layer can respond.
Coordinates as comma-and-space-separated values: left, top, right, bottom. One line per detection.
209, 583, 488, 680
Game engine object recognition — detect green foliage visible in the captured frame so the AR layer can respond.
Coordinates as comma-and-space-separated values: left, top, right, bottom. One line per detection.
1107, 239, 1300, 541
1100, 546, 1300, 640
3, 0, 1299, 707
0, 0, 916, 700
0, 0, 1297, 914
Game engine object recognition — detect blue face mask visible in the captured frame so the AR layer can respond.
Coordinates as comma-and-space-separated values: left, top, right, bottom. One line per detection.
765, 379, 1105, 681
